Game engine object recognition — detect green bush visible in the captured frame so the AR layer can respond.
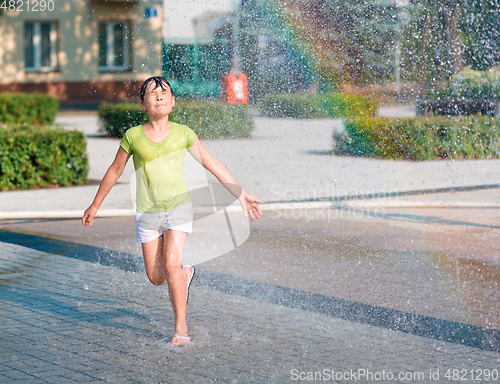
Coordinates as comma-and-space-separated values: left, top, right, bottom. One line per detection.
0, 93, 59, 125
171, 101, 254, 139
334, 116, 500, 160
98, 100, 254, 139
0, 125, 89, 190
429, 67, 500, 99
258, 93, 379, 119
98, 101, 145, 138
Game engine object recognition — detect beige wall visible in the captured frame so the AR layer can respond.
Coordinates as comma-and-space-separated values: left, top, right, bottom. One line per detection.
0, 0, 162, 95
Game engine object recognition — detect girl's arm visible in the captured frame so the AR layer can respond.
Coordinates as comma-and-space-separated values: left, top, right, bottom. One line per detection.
82, 146, 131, 226
188, 139, 263, 220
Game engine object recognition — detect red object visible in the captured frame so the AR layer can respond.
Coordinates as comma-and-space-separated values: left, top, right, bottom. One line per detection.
221, 73, 248, 104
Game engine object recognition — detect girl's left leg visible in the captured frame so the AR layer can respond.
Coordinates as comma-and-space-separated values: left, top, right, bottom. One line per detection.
163, 229, 193, 345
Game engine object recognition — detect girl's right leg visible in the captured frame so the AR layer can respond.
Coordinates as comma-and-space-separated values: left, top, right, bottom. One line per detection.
142, 231, 193, 345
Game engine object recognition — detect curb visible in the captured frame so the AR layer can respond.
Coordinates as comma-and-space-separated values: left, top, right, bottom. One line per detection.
329, 200, 500, 209
1, 200, 499, 220
0, 209, 135, 220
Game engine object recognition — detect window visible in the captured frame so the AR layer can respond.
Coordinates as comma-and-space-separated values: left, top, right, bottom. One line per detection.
99, 21, 131, 71
24, 22, 57, 72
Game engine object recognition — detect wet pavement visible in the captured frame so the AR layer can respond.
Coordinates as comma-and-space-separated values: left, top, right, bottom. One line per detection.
1, 204, 499, 383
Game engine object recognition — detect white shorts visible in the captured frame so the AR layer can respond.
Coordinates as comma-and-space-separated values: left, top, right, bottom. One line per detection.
135, 202, 193, 244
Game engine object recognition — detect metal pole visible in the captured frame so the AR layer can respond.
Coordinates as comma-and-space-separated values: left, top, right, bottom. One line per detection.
232, 11, 242, 73
396, 38, 401, 93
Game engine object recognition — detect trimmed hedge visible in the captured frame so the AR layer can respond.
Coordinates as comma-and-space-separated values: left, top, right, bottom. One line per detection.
334, 116, 500, 160
0, 93, 59, 125
429, 67, 500, 100
172, 101, 254, 139
416, 98, 498, 116
0, 125, 89, 190
98, 101, 143, 138
98, 101, 254, 139
258, 92, 379, 119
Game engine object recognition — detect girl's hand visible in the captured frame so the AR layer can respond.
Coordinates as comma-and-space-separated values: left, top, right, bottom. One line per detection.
239, 192, 264, 220
82, 205, 98, 227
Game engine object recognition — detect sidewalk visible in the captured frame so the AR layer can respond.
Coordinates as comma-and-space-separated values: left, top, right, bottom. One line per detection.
2, 107, 500, 219
1, 210, 499, 383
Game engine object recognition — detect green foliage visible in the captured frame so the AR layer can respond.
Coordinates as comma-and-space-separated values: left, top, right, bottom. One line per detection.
428, 67, 500, 99
0, 93, 59, 125
98, 101, 146, 138
462, 0, 500, 70
98, 101, 254, 139
401, 1, 451, 84
334, 116, 500, 160
0, 125, 89, 190
171, 101, 254, 139
258, 93, 379, 119
316, 67, 341, 93
403, 0, 500, 82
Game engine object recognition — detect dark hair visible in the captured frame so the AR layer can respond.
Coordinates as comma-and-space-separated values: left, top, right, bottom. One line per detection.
140, 76, 174, 101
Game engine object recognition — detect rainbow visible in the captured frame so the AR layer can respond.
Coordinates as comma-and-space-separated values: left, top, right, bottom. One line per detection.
250, 0, 349, 85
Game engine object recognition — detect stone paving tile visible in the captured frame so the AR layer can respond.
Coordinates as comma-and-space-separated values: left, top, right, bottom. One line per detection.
31, 376, 80, 384
0, 369, 39, 381
0, 373, 20, 383
21, 366, 71, 378
0, 364, 14, 373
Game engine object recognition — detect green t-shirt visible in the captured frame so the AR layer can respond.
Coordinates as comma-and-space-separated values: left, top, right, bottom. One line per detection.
120, 123, 198, 213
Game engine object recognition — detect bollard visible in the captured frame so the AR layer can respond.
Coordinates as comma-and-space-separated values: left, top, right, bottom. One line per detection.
221, 73, 248, 104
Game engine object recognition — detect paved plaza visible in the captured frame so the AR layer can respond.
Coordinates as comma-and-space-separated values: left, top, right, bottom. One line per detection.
1, 208, 500, 383
0, 109, 499, 383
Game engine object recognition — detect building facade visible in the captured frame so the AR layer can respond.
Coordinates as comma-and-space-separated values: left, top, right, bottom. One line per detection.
0, 0, 163, 105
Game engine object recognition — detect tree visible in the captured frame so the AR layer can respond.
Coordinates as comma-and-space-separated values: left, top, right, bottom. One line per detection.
462, 0, 500, 70
403, 0, 500, 85
401, 0, 476, 85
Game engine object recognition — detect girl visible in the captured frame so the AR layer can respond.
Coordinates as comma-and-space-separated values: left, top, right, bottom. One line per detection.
82, 76, 263, 345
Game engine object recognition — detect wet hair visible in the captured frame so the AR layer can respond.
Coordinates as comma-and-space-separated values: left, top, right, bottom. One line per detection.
140, 76, 174, 101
